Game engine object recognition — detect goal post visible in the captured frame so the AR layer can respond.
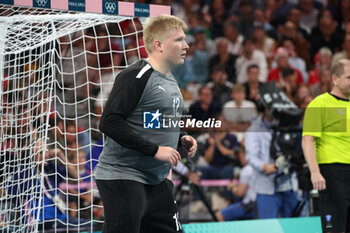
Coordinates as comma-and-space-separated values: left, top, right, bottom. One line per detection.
0, 3, 169, 232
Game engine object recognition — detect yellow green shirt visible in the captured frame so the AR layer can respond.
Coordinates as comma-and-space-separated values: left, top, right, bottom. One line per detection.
303, 92, 350, 164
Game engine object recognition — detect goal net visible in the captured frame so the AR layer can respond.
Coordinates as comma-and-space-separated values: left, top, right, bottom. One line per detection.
0, 4, 148, 232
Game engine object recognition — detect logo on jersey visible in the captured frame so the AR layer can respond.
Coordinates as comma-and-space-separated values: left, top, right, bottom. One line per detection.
143, 110, 161, 129
325, 214, 333, 228
158, 85, 167, 93
173, 212, 182, 231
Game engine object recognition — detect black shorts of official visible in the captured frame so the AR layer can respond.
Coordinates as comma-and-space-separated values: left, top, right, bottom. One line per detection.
319, 163, 350, 232
96, 179, 183, 233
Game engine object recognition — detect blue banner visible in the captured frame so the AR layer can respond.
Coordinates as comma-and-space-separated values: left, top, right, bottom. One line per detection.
134, 3, 149, 17
68, 0, 85, 12
102, 0, 118, 15
33, 0, 50, 9
0, 0, 14, 5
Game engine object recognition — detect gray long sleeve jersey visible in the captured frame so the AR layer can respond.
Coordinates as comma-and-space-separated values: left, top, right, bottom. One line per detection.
96, 59, 184, 184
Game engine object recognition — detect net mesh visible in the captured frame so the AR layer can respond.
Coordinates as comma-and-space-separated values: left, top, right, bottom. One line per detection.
0, 4, 147, 232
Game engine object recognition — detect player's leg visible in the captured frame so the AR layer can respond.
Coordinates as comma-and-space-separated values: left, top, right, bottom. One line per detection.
96, 179, 147, 233
319, 164, 350, 233
141, 179, 182, 233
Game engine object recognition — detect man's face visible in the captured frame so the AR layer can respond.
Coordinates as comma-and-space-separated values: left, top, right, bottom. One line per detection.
247, 67, 259, 82
199, 87, 213, 105
319, 69, 331, 84
277, 56, 289, 68
334, 64, 350, 98
300, 0, 313, 13
217, 41, 228, 55
284, 73, 297, 87
232, 90, 245, 102
283, 21, 297, 38
224, 26, 238, 41
162, 28, 189, 69
243, 41, 254, 55
288, 8, 301, 24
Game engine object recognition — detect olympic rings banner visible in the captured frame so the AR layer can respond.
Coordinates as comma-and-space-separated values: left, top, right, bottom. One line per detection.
0, 0, 171, 17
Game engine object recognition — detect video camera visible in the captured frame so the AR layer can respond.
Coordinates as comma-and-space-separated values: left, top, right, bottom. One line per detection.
258, 83, 305, 179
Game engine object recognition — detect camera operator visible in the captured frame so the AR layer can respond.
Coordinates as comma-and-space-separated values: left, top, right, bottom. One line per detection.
245, 107, 298, 219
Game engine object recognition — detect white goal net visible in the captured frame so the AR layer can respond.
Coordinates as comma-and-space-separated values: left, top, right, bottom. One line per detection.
0, 4, 147, 232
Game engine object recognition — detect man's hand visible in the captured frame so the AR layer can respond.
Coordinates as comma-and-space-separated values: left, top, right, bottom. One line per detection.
154, 146, 181, 167
311, 172, 326, 190
181, 135, 197, 157
186, 171, 201, 185
262, 164, 277, 175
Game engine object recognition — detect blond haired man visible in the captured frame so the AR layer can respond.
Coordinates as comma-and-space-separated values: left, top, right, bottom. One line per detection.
95, 15, 197, 233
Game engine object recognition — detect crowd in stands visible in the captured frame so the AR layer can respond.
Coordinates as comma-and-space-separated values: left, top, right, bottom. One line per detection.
1, 0, 350, 230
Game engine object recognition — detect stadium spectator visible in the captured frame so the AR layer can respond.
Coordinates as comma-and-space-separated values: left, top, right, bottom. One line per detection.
209, 37, 238, 83
87, 29, 122, 74
235, 0, 255, 39
281, 21, 310, 68
309, 9, 343, 61
192, 26, 217, 57
216, 147, 256, 221
267, 47, 303, 85
310, 67, 332, 98
7, 139, 89, 230
223, 22, 244, 56
294, 84, 313, 109
243, 64, 263, 107
200, 131, 240, 187
235, 38, 268, 84
278, 38, 308, 83
287, 7, 310, 41
333, 0, 350, 33
299, 0, 319, 34
206, 65, 234, 106
206, 0, 229, 38
188, 86, 222, 120
252, 8, 278, 40
251, 22, 275, 61
269, 0, 295, 28
67, 149, 94, 219
187, 86, 222, 137
332, 33, 350, 66
222, 84, 258, 132
308, 47, 332, 85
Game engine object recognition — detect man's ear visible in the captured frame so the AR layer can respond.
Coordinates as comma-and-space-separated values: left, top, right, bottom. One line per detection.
154, 40, 162, 52
331, 74, 338, 86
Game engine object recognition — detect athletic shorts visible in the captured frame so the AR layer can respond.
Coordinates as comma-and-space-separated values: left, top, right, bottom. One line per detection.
319, 163, 350, 232
96, 179, 183, 233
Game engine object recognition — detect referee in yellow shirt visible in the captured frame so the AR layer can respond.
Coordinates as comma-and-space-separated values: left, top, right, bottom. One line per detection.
302, 59, 350, 233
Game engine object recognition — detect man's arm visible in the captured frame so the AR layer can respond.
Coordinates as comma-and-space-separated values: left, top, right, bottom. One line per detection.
228, 182, 248, 197
99, 63, 159, 157
99, 62, 181, 166
302, 135, 326, 190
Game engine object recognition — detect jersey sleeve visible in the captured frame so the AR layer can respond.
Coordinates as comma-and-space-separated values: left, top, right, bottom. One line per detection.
302, 98, 322, 138
99, 63, 159, 157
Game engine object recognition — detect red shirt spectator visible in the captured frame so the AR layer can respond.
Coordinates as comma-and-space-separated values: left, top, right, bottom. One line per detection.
267, 67, 303, 84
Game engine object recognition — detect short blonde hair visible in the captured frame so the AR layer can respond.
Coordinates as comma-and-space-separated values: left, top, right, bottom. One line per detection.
143, 15, 187, 54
